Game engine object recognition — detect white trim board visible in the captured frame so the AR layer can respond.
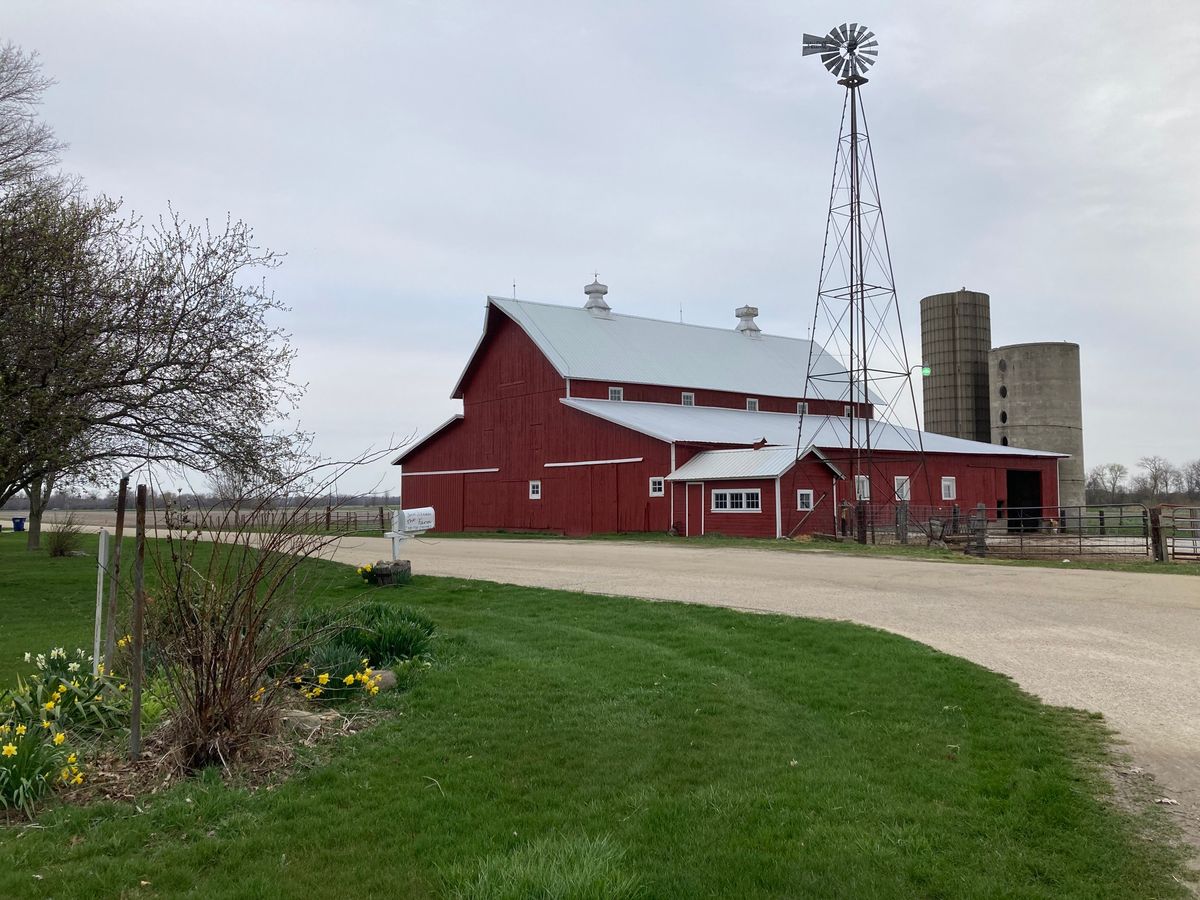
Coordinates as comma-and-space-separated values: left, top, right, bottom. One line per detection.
402, 467, 499, 477
544, 457, 643, 468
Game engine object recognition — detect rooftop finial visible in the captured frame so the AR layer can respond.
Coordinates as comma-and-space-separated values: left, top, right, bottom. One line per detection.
735, 305, 762, 336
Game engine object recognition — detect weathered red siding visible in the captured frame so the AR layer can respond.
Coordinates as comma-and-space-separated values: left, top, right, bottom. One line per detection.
571, 379, 867, 418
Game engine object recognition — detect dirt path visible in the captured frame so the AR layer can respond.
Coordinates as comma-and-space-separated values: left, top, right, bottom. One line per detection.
334, 534, 1200, 846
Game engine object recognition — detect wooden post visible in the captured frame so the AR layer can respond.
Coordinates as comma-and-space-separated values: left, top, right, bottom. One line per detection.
379, 506, 386, 532
104, 477, 129, 666
898, 500, 909, 544
129, 484, 147, 761
1149, 507, 1166, 562
325, 506, 332, 530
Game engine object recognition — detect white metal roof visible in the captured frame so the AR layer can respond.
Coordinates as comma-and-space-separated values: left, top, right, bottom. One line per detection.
667, 447, 805, 481
471, 296, 867, 402
562, 398, 1067, 458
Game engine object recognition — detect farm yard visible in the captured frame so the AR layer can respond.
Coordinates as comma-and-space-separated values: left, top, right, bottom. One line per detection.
0, 530, 1194, 898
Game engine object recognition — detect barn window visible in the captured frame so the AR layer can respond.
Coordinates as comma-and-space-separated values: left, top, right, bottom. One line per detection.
711, 489, 761, 512
843, 405, 853, 417
681, 392, 695, 406
608, 386, 624, 402
797, 401, 809, 416
529, 480, 542, 500
649, 477, 665, 497
894, 475, 911, 502
941, 476, 957, 501
746, 398, 759, 412
855, 475, 870, 501
796, 489, 814, 511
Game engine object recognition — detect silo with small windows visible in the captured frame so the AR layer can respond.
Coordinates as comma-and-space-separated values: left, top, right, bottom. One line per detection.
919, 289, 992, 443
989, 342, 1085, 509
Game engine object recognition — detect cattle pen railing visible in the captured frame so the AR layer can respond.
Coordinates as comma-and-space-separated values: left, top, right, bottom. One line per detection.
840, 502, 1155, 560
166, 506, 391, 535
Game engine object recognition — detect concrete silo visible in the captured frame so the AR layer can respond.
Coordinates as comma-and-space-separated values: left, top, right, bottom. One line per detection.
989, 342, 1085, 509
919, 289, 992, 443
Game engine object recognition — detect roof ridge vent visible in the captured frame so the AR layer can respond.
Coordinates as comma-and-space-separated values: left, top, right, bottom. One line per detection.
735, 305, 762, 336
584, 278, 611, 317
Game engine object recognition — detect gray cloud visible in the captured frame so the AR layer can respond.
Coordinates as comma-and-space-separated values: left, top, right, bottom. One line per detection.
8, 0, 1198, 492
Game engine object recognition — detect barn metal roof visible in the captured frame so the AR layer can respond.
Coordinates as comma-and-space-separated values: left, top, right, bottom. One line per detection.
476, 296, 869, 402
667, 447, 809, 481
562, 398, 1067, 458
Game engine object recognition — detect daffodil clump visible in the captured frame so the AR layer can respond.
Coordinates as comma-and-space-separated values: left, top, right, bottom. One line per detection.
0, 718, 84, 815
356, 562, 375, 583
290, 655, 384, 703
4, 647, 127, 736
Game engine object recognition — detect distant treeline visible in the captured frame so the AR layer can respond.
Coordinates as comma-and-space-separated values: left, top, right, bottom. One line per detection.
1085, 456, 1200, 506
1, 491, 402, 512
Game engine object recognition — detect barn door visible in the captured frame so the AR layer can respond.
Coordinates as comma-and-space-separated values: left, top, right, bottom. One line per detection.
686, 482, 703, 537
591, 465, 619, 534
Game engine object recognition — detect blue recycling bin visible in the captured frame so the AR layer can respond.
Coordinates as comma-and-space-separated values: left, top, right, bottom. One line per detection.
11, 517, 25, 532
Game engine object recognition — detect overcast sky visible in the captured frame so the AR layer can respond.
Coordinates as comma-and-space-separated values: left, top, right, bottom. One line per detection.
8, 1, 1199, 494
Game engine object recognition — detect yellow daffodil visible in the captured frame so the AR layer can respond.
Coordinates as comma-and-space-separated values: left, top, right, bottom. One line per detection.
15, 724, 25, 735
43, 700, 55, 711
317, 673, 329, 685
67, 753, 77, 764
72, 773, 83, 785
0, 725, 7, 735
1, 743, 15, 757
40, 719, 51, 729
53, 731, 66, 745
342, 674, 355, 685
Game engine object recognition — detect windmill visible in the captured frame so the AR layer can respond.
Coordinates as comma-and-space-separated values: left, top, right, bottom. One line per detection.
798, 24, 927, 544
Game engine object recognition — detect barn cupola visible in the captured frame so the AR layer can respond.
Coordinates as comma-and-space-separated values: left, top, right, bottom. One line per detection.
735, 305, 762, 337
583, 278, 611, 317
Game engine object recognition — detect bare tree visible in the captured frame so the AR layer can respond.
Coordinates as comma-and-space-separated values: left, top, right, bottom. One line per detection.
1137, 456, 1174, 502
1183, 459, 1200, 501
0, 186, 304, 539
1095, 462, 1128, 503
0, 42, 63, 186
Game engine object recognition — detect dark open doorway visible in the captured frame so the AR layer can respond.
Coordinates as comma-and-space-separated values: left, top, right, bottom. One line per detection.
1006, 470, 1043, 533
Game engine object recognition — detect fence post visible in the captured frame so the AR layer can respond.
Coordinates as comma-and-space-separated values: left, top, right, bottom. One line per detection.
1098, 508, 1106, 536
129, 484, 147, 761
379, 506, 386, 531
103, 477, 129, 666
1149, 507, 1165, 562
93, 529, 108, 676
898, 500, 909, 544
325, 506, 332, 530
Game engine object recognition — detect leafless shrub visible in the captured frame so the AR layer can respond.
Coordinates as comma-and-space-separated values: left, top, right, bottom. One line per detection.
44, 510, 84, 557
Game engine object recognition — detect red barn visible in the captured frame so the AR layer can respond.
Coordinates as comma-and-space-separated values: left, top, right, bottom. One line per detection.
395, 283, 1063, 538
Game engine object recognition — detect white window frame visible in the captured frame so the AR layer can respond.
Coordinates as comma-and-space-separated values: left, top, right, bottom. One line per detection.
894, 475, 911, 502
797, 401, 809, 416
529, 479, 542, 500
941, 476, 957, 501
649, 477, 665, 497
746, 398, 759, 412
796, 489, 814, 511
608, 386, 624, 402
854, 474, 870, 501
681, 391, 695, 406
711, 488, 762, 513
843, 405, 853, 417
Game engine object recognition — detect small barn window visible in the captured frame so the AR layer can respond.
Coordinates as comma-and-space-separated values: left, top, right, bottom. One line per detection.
649, 477, 665, 497
529, 480, 542, 500
746, 398, 759, 412
681, 392, 695, 406
843, 405, 853, 417
796, 489, 814, 511
711, 489, 761, 512
797, 402, 809, 416
608, 386, 624, 402
1001, 436, 1009, 446
855, 475, 870, 501
894, 475, 911, 501
941, 476, 957, 500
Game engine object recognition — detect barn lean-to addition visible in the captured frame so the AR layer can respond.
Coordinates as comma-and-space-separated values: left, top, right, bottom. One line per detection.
394, 283, 1064, 538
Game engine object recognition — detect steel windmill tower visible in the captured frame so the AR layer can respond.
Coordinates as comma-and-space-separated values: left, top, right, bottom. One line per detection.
799, 24, 927, 544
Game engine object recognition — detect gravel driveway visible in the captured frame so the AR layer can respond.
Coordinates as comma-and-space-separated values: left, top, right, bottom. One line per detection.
333, 535, 1200, 842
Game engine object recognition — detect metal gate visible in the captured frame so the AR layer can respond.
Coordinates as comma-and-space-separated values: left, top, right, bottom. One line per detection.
1163, 506, 1200, 562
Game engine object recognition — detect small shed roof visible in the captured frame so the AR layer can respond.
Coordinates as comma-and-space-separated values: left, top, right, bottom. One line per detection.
562, 398, 1067, 458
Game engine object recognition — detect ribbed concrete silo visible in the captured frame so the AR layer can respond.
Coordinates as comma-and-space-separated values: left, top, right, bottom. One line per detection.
919, 289, 992, 443
989, 342, 1085, 509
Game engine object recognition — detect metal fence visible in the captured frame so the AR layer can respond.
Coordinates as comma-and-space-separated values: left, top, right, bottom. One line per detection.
844, 502, 1154, 560
1162, 506, 1200, 562
168, 506, 390, 535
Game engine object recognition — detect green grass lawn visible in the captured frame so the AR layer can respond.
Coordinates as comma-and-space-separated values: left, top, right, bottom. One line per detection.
0, 531, 1189, 898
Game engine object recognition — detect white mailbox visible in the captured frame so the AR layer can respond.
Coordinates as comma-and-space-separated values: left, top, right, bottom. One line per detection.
385, 507, 436, 560
400, 507, 435, 533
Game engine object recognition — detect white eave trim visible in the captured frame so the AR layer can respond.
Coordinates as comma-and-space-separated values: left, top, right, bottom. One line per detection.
402, 467, 500, 477
544, 457, 643, 468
